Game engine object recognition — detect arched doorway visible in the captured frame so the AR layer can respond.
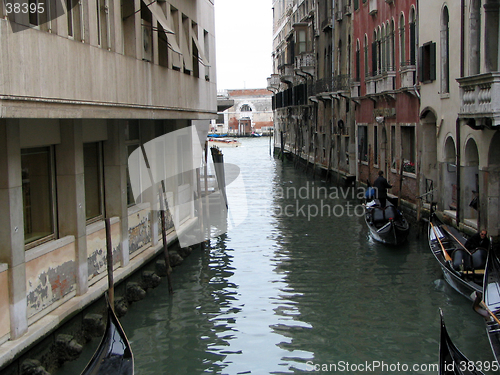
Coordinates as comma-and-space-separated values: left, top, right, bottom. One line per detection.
443, 136, 457, 211
463, 137, 480, 225
487, 132, 500, 236
420, 109, 438, 204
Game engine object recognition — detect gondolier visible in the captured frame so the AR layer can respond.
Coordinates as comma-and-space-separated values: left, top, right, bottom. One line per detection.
373, 171, 392, 207
465, 230, 490, 251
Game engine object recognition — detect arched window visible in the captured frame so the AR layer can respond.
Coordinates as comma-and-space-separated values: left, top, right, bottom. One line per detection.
381, 23, 386, 72
399, 13, 406, 65
409, 7, 417, 65
364, 34, 369, 77
240, 104, 252, 112
390, 19, 395, 70
441, 6, 450, 93
356, 39, 361, 81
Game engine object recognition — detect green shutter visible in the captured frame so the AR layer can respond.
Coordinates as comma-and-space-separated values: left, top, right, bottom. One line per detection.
430, 42, 436, 81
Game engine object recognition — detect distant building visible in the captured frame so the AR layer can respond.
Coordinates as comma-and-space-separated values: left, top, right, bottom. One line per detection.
214, 89, 273, 136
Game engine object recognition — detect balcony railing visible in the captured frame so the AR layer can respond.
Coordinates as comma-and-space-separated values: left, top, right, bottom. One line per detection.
295, 52, 316, 77
457, 72, 500, 127
314, 75, 351, 95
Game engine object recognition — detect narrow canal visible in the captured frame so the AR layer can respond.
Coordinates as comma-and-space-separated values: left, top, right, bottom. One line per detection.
58, 137, 494, 374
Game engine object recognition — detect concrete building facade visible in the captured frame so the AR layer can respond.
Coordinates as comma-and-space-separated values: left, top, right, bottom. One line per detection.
0, 0, 216, 368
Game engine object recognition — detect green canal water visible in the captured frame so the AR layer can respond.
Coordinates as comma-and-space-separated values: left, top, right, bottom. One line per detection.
55, 137, 494, 374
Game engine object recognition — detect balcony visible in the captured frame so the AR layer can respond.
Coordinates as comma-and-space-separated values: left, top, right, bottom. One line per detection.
267, 74, 280, 92
457, 72, 500, 128
280, 64, 295, 84
366, 70, 396, 97
351, 81, 360, 98
313, 75, 351, 98
295, 52, 316, 77
321, 17, 333, 31
400, 62, 416, 89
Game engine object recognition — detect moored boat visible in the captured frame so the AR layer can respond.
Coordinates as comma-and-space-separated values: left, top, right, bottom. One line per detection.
208, 137, 242, 147
472, 250, 500, 364
439, 309, 484, 375
81, 297, 134, 375
364, 199, 410, 245
428, 213, 486, 300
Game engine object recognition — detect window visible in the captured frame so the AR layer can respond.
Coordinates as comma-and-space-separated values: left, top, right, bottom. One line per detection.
399, 13, 406, 65
297, 29, 307, 54
409, 8, 417, 65
355, 40, 360, 81
354, 0, 359, 10
84, 142, 104, 221
364, 35, 369, 77
391, 125, 396, 169
419, 41, 436, 83
158, 23, 169, 67
22, 147, 56, 246
401, 126, 416, 173
29, 0, 39, 26
440, 6, 450, 93
96, 0, 111, 49
241, 104, 252, 112
358, 125, 368, 162
373, 125, 378, 165
67, 0, 73, 36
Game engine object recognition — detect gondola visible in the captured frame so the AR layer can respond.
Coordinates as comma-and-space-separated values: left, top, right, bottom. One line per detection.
472, 250, 500, 364
364, 199, 410, 245
439, 309, 484, 375
81, 297, 134, 375
428, 213, 486, 300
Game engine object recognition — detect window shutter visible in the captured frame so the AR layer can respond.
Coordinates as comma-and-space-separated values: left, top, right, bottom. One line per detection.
356, 50, 360, 81
430, 42, 437, 81
372, 42, 377, 75
410, 23, 416, 65
418, 46, 423, 82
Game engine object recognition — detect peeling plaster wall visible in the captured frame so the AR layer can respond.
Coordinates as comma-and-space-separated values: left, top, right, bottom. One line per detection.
0, 266, 10, 340
86, 221, 122, 285
128, 208, 152, 255
25, 243, 76, 319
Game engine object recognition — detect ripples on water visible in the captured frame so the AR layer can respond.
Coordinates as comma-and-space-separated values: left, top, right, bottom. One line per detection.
75, 138, 495, 374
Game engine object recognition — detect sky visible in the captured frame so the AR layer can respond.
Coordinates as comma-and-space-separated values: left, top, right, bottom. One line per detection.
214, 0, 273, 90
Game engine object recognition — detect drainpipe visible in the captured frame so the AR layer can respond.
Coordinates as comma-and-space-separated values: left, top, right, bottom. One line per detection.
456, 117, 461, 227
460, 0, 465, 78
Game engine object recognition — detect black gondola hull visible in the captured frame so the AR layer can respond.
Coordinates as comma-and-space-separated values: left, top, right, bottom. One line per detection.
428, 216, 482, 300
365, 202, 410, 245
81, 298, 134, 375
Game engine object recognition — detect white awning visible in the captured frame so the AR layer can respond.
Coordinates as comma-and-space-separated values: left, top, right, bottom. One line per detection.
191, 32, 210, 67
179, 26, 193, 71
141, 0, 182, 55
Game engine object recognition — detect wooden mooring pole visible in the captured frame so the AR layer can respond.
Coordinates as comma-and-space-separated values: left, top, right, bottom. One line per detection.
105, 217, 114, 310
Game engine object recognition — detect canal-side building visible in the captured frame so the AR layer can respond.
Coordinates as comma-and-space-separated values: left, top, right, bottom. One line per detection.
419, 0, 500, 237
270, 0, 355, 181
352, 0, 419, 203
0, 0, 216, 368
